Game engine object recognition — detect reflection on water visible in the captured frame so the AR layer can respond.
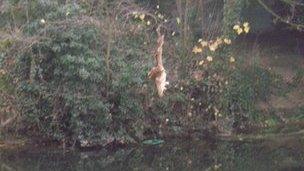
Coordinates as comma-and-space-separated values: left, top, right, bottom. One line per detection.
0, 137, 304, 171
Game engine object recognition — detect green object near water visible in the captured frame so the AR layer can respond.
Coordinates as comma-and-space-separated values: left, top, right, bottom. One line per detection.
142, 139, 164, 145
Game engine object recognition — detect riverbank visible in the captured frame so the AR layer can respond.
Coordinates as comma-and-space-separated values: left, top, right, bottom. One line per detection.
0, 128, 304, 171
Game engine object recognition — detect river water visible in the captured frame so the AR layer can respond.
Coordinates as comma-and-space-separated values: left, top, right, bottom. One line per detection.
0, 134, 303, 171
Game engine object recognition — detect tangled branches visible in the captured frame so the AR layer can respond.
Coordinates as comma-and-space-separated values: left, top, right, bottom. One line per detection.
257, 0, 304, 31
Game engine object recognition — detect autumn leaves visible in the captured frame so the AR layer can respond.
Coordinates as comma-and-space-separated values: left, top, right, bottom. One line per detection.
192, 22, 251, 66
233, 22, 250, 35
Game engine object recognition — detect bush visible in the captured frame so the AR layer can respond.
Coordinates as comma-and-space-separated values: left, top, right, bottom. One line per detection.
0, 0, 284, 146
7, 1, 151, 146
222, 65, 273, 123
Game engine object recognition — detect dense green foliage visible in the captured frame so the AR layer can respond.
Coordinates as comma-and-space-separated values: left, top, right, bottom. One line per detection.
0, 0, 303, 147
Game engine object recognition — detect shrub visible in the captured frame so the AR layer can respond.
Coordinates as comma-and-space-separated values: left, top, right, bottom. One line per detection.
8, 1, 150, 146
222, 65, 273, 122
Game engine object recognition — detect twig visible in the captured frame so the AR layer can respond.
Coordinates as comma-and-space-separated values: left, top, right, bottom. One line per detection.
257, 0, 304, 30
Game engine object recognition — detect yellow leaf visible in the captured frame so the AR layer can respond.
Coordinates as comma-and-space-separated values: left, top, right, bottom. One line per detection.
243, 22, 249, 27
200, 41, 208, 47
139, 14, 145, 20
0, 69, 6, 75
207, 56, 213, 62
209, 43, 218, 52
158, 13, 164, 19
192, 46, 203, 54
198, 60, 204, 66
215, 37, 223, 45
224, 38, 231, 45
229, 56, 235, 63
244, 26, 250, 33
176, 17, 181, 25
233, 24, 240, 30
236, 28, 243, 35
40, 19, 46, 24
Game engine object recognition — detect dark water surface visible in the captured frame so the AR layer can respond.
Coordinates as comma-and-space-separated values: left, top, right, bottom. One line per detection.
0, 136, 304, 171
